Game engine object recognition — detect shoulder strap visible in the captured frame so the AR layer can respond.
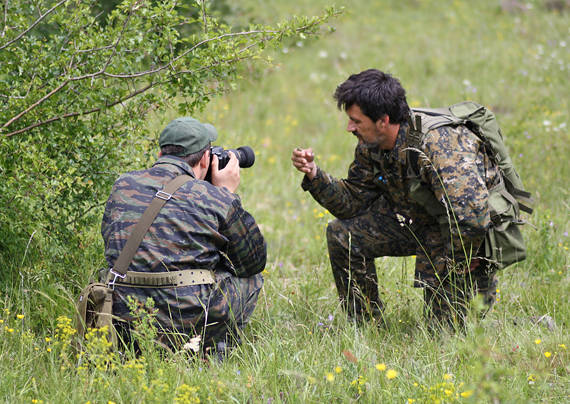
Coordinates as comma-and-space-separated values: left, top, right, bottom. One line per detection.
110, 175, 193, 279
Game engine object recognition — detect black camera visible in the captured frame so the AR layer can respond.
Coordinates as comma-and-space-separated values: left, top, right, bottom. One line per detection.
205, 146, 255, 182
210, 145, 255, 169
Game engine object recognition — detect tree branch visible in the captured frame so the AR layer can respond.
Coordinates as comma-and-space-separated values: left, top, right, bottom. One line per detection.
3, 81, 155, 137
100, 29, 280, 80
2, 80, 70, 129
2, 1, 137, 130
1, 9, 339, 137
0, 0, 68, 51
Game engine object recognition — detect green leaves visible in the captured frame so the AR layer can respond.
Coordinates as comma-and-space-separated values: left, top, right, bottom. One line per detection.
0, 0, 341, 254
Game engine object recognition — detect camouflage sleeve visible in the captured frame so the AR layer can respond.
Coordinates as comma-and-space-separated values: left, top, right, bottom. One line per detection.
301, 145, 381, 219
221, 197, 267, 277
420, 126, 490, 261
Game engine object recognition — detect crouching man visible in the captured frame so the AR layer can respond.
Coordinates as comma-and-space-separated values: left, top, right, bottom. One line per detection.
101, 117, 266, 355
292, 70, 503, 329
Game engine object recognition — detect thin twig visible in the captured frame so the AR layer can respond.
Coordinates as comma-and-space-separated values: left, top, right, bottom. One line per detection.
101, 29, 279, 79
2, 0, 137, 129
200, 0, 207, 34
2, 80, 70, 129
0, 0, 67, 51
1, 0, 8, 38
4, 82, 154, 137
2, 13, 334, 136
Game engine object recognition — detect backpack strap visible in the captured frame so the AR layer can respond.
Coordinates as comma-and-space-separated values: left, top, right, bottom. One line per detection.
406, 113, 423, 176
106, 174, 193, 288
504, 177, 534, 214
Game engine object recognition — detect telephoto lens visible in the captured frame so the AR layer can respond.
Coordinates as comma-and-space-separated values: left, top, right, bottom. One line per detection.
205, 145, 256, 183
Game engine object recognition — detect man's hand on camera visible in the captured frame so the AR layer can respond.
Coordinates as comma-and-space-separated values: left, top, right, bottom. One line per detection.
211, 151, 240, 193
291, 147, 317, 180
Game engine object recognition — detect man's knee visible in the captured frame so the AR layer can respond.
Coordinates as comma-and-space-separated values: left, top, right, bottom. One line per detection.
218, 274, 263, 326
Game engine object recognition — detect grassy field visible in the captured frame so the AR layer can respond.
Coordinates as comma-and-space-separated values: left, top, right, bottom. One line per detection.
1, 0, 568, 402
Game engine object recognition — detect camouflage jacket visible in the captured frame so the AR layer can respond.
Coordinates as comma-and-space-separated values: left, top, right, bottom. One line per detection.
101, 154, 266, 308
302, 115, 500, 274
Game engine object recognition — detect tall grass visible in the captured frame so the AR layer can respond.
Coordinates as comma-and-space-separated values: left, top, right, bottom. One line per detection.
1, 0, 568, 402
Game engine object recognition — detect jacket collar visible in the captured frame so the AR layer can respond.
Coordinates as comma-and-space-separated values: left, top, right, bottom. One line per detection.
152, 155, 196, 178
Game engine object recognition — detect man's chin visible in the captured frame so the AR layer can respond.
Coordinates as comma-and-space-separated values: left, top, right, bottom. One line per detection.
362, 143, 380, 151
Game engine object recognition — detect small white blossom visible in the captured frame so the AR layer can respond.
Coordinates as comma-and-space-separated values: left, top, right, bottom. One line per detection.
183, 335, 201, 353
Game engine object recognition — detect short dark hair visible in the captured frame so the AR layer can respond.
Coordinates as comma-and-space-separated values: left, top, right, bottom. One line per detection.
333, 69, 410, 124
161, 143, 210, 166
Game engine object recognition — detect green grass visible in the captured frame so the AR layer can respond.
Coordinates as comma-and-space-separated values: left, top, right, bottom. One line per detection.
1, 0, 568, 402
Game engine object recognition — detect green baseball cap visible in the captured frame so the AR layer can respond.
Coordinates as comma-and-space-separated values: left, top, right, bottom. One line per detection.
159, 117, 218, 156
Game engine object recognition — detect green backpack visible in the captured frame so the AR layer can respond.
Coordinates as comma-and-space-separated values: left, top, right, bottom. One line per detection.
408, 101, 533, 269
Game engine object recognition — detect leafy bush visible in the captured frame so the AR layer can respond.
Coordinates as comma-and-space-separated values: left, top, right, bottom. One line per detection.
0, 0, 339, 268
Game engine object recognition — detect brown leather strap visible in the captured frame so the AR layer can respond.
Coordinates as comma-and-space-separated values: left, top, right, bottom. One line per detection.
108, 175, 193, 285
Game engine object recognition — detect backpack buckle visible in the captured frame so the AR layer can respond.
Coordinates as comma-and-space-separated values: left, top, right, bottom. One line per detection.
155, 190, 172, 201
107, 269, 126, 290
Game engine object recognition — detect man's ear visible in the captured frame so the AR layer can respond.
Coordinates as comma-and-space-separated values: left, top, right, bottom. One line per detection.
199, 149, 210, 168
376, 114, 390, 129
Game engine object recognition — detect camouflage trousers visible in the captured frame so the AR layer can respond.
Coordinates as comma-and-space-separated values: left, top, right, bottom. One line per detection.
326, 198, 497, 327
112, 271, 263, 353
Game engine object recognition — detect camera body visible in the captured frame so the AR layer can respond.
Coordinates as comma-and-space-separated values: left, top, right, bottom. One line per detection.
210, 145, 255, 169
205, 145, 255, 182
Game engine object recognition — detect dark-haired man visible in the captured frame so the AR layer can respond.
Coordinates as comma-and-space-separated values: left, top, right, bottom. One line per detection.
291, 69, 500, 328
102, 117, 266, 354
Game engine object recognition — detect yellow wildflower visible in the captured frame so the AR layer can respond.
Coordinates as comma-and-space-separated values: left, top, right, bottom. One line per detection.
174, 384, 200, 404
326, 373, 334, 382
334, 366, 342, 374
443, 373, 452, 380
375, 363, 386, 371
534, 339, 541, 345
558, 344, 566, 350
17, 314, 24, 319
386, 369, 398, 379
460, 390, 474, 398
544, 351, 552, 358
527, 374, 536, 383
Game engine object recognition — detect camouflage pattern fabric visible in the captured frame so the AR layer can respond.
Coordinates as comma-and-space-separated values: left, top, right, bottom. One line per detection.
101, 155, 266, 350
112, 271, 263, 351
302, 117, 500, 325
